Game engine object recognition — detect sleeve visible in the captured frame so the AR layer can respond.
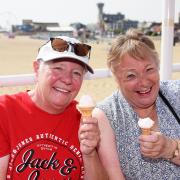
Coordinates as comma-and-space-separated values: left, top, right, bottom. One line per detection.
0, 101, 11, 157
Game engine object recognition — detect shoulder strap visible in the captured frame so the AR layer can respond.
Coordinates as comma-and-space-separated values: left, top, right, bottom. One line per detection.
159, 90, 180, 125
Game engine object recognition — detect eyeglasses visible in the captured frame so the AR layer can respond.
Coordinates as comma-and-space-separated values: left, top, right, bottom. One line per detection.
50, 38, 91, 58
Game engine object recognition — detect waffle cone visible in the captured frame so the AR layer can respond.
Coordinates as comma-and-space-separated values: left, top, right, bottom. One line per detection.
141, 128, 151, 135
77, 106, 94, 118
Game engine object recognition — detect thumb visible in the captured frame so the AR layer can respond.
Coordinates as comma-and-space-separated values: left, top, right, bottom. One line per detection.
150, 131, 162, 142
151, 131, 161, 135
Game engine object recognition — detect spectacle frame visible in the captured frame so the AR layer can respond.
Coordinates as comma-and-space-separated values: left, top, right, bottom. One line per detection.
50, 38, 91, 58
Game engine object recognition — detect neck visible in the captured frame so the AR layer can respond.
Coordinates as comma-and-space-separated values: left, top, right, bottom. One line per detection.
134, 103, 157, 120
28, 89, 65, 114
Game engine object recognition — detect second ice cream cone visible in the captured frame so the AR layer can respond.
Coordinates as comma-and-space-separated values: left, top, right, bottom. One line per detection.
141, 128, 151, 135
138, 117, 154, 135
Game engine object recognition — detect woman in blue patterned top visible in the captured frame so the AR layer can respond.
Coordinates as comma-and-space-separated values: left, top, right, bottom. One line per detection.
94, 28, 180, 179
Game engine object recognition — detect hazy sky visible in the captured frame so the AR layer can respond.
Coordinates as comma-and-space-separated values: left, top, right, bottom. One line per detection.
0, 0, 180, 28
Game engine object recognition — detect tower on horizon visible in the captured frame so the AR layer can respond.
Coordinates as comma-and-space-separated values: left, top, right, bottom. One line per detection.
97, 3, 105, 36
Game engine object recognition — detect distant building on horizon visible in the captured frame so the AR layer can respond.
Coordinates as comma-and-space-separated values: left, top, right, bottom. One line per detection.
96, 2, 138, 36
12, 19, 75, 38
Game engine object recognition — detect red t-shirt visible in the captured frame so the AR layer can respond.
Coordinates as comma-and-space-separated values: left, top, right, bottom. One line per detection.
0, 92, 84, 179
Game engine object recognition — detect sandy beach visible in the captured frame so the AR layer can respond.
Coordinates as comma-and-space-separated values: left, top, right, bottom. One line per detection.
0, 34, 180, 101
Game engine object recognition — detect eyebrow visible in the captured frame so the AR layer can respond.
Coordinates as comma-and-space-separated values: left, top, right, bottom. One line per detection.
121, 63, 154, 70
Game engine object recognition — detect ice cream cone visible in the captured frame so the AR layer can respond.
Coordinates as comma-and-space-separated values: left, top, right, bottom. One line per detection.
77, 95, 96, 118
141, 128, 151, 135
77, 106, 94, 118
138, 117, 154, 135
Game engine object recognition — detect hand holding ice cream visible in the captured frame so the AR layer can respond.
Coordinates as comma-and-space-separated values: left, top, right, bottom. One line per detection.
77, 95, 100, 156
138, 118, 176, 160
138, 117, 154, 135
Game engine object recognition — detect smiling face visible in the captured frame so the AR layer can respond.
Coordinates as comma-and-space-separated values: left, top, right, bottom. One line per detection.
32, 58, 85, 114
114, 54, 160, 109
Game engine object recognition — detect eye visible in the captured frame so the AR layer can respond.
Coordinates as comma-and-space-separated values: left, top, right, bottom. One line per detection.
51, 66, 64, 73
147, 67, 153, 71
124, 72, 137, 81
127, 74, 135, 79
146, 66, 155, 73
72, 70, 83, 78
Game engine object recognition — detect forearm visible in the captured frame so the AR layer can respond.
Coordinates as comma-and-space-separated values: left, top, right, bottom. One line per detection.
83, 150, 108, 180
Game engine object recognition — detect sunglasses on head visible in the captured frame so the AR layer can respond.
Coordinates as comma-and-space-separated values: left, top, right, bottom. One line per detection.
50, 37, 91, 58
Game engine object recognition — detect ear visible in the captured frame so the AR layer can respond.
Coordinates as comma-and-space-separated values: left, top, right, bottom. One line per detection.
33, 60, 40, 72
33, 60, 41, 79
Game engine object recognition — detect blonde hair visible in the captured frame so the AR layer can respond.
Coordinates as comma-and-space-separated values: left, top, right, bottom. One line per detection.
107, 28, 159, 73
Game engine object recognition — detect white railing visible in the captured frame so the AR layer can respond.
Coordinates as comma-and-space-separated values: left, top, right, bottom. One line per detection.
172, 63, 180, 72
0, 68, 112, 87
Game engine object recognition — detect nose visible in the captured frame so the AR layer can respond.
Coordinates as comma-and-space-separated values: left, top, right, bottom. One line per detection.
138, 73, 149, 87
60, 71, 72, 85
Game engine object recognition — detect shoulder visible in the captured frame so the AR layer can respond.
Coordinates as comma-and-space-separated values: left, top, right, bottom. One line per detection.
97, 90, 120, 110
96, 90, 126, 121
67, 100, 81, 115
159, 80, 180, 109
0, 92, 27, 107
160, 80, 180, 96
70, 100, 78, 106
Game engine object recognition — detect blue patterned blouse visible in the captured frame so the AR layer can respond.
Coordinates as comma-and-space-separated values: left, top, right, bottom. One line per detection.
97, 80, 180, 180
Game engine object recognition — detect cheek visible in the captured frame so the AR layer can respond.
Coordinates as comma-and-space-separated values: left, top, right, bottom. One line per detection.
153, 73, 160, 83
119, 80, 137, 100
147, 72, 159, 88
51, 75, 58, 82
118, 78, 136, 91
45, 71, 59, 83
73, 80, 83, 91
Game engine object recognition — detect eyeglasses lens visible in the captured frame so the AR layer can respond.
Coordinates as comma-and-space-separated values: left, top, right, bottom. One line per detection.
51, 38, 69, 52
51, 38, 91, 57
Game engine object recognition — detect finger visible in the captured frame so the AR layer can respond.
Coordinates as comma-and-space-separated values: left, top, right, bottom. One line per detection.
140, 143, 162, 157
81, 117, 98, 124
140, 141, 154, 149
80, 124, 99, 134
151, 131, 162, 142
79, 131, 99, 141
151, 131, 161, 135
141, 151, 159, 158
80, 139, 98, 148
139, 132, 161, 143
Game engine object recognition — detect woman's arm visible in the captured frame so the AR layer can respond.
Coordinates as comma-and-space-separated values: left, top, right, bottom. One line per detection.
78, 108, 125, 180
0, 155, 10, 179
93, 108, 125, 180
79, 115, 108, 180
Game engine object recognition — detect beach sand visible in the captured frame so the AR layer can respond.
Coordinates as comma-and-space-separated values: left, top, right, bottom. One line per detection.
0, 34, 180, 101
